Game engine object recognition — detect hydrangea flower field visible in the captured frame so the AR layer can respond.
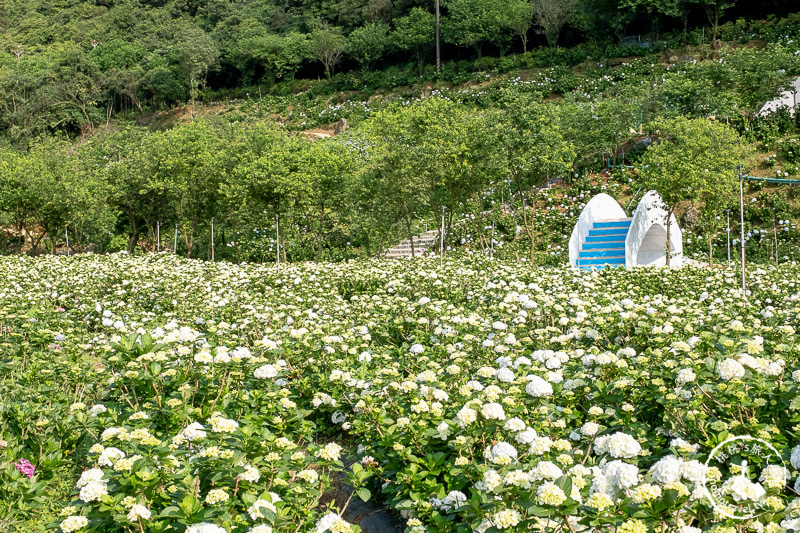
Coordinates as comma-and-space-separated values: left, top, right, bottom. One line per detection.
2, 254, 800, 533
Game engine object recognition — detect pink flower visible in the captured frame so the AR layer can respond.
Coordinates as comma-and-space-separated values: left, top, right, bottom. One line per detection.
15, 459, 35, 479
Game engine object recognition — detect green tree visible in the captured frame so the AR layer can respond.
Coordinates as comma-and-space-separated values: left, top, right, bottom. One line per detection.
700, 0, 733, 41
488, 92, 575, 261
291, 139, 358, 260
507, 0, 535, 53
391, 8, 434, 74
359, 98, 490, 255
84, 126, 163, 253
225, 19, 309, 83
173, 22, 219, 106
636, 116, 750, 266
532, 0, 579, 47
91, 39, 147, 113
443, 0, 511, 56
154, 120, 225, 258
347, 22, 389, 72
310, 25, 347, 79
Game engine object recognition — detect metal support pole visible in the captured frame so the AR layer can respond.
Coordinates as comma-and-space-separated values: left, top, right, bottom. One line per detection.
726, 210, 731, 268
440, 206, 445, 267
65, 227, 70, 256
157, 221, 160, 253
435, 0, 441, 73
174, 224, 178, 254
774, 219, 779, 266
210, 217, 215, 261
738, 166, 746, 297
276, 214, 280, 267
490, 221, 494, 260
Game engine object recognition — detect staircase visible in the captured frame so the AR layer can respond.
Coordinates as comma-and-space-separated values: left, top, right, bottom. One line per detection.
577, 219, 631, 269
384, 230, 440, 258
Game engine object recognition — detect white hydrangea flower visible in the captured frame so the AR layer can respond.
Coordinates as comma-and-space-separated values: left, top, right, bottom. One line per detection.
604, 460, 639, 489
182, 422, 207, 441
315, 513, 352, 532
127, 504, 151, 522
254, 364, 278, 379
649, 455, 683, 484
722, 475, 766, 502
480, 402, 506, 421
717, 358, 745, 380
525, 375, 553, 397
594, 432, 641, 459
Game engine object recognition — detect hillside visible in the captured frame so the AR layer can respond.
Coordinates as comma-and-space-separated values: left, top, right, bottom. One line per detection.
2, 9, 800, 265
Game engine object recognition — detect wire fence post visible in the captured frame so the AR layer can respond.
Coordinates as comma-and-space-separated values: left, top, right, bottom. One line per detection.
774, 218, 779, 266
490, 221, 494, 260
738, 165, 746, 298
211, 217, 215, 261
276, 214, 280, 268
174, 224, 178, 254
440, 206, 445, 267
726, 210, 731, 268
65, 227, 70, 257
157, 221, 160, 253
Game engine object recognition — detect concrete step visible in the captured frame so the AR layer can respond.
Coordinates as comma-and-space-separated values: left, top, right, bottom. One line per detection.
392, 241, 436, 249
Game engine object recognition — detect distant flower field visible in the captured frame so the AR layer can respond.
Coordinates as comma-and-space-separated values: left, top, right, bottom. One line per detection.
1, 254, 800, 532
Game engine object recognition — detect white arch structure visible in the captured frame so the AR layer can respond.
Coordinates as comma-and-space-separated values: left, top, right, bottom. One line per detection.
625, 190, 682, 267
568, 193, 627, 266
569, 190, 682, 268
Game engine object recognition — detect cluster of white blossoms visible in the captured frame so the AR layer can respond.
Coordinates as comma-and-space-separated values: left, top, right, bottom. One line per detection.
315, 442, 343, 462
59, 515, 89, 533
716, 358, 746, 380
209, 414, 239, 433
315, 513, 353, 533
593, 432, 642, 459
76, 468, 108, 503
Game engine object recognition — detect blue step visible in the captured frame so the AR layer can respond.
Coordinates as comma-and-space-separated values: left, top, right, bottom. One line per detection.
580, 264, 625, 270
579, 249, 625, 258
588, 228, 629, 236
576, 218, 632, 269
586, 235, 626, 243
583, 242, 624, 250
579, 257, 625, 266
593, 220, 632, 228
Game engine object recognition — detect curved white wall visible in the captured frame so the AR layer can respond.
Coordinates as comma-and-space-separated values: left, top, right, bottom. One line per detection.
758, 76, 800, 117
569, 193, 627, 267
625, 190, 683, 267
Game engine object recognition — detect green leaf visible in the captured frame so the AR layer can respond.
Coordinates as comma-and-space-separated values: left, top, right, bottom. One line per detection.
554, 475, 572, 497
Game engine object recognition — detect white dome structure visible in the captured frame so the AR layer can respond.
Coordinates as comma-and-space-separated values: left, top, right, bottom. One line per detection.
570, 190, 682, 269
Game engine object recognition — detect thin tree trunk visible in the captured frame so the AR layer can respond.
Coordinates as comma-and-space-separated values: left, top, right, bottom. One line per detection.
708, 233, 713, 267
519, 192, 535, 263
127, 212, 138, 254
665, 209, 672, 267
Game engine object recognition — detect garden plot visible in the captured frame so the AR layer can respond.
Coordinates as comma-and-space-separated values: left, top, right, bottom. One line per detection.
1, 254, 800, 532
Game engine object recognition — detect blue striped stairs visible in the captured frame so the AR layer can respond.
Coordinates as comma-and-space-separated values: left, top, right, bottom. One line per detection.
578, 219, 632, 270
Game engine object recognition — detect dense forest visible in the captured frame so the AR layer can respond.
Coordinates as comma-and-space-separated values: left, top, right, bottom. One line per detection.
2, 2, 800, 265
2, 0, 800, 140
